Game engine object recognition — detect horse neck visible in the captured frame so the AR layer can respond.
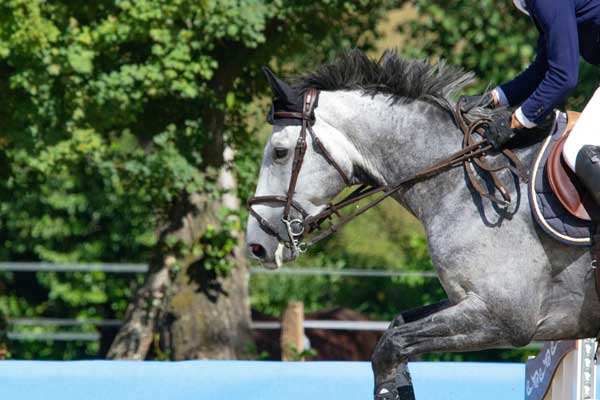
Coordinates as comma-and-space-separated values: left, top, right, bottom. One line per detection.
319, 90, 465, 223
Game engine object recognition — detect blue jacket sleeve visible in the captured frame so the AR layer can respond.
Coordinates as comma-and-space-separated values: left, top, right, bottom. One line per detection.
519, 0, 580, 123
499, 35, 548, 106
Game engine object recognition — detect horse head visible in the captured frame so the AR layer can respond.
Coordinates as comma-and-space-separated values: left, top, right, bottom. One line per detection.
245, 68, 354, 269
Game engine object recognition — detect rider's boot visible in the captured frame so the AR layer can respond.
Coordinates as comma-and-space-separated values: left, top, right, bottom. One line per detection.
575, 145, 600, 206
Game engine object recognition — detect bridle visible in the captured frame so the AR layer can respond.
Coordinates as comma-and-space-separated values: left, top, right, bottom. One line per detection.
248, 89, 528, 256
247, 88, 346, 255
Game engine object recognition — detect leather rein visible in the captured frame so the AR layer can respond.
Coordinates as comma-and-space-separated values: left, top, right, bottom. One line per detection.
248, 88, 528, 256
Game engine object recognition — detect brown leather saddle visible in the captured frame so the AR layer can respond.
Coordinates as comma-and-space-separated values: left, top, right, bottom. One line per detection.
546, 111, 600, 221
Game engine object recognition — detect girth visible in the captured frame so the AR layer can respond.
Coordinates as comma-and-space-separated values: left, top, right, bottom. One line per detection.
248, 89, 528, 254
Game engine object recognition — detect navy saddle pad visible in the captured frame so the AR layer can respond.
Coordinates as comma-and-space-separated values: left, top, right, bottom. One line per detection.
528, 112, 594, 246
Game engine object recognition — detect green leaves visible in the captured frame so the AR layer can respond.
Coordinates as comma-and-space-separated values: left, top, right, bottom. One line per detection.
402, 0, 537, 93
0, 0, 395, 360
196, 221, 238, 276
402, 0, 597, 106
66, 45, 94, 74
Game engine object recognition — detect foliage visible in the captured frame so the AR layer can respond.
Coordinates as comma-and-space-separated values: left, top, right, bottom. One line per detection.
286, 344, 318, 361
0, 0, 394, 359
245, 340, 270, 360
2, 0, 573, 364
402, 0, 598, 109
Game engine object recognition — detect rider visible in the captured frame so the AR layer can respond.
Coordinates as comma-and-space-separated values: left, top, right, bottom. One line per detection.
461, 0, 600, 205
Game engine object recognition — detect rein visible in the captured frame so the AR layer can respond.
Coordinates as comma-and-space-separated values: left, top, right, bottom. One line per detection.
248, 89, 528, 255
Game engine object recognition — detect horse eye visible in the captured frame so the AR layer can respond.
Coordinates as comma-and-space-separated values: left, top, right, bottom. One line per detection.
274, 148, 288, 159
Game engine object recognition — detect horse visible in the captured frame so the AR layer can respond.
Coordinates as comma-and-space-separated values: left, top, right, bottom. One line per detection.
244, 49, 600, 399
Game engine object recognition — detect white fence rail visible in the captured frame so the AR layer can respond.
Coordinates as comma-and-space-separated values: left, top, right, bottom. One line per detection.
7, 332, 101, 341
10, 318, 122, 327
0, 262, 149, 273
8, 318, 390, 332
6, 318, 391, 342
0, 262, 436, 278
5, 316, 544, 348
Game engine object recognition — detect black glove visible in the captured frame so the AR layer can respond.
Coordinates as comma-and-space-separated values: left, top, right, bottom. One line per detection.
459, 92, 495, 114
484, 111, 516, 149
535, 112, 556, 134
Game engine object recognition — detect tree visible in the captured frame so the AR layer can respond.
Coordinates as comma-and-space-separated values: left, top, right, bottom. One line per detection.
401, 0, 598, 108
0, 0, 394, 360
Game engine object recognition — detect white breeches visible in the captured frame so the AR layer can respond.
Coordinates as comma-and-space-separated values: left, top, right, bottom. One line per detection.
563, 86, 600, 171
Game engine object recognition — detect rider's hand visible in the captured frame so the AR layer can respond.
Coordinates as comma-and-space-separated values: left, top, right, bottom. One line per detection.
484, 110, 516, 149
510, 113, 525, 129
486, 110, 556, 149
459, 92, 497, 114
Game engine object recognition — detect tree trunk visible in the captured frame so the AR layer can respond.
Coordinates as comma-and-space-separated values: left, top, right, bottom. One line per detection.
157, 255, 251, 360
107, 146, 252, 360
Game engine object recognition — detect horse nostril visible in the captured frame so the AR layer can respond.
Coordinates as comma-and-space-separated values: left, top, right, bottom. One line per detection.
249, 243, 267, 259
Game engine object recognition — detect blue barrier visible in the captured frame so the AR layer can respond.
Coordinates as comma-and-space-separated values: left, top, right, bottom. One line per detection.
0, 361, 526, 399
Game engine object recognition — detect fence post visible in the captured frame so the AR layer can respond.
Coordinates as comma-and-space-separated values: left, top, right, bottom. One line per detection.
0, 312, 7, 360
280, 301, 304, 361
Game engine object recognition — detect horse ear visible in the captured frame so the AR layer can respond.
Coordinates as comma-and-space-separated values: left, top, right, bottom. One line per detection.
262, 66, 294, 102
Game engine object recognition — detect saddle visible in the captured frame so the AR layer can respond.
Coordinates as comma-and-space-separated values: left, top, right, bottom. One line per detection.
529, 111, 594, 246
546, 111, 600, 221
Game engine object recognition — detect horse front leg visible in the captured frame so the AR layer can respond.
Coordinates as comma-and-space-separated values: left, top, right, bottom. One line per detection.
372, 294, 519, 399
373, 300, 452, 400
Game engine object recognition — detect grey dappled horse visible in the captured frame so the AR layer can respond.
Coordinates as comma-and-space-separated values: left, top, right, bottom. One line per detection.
245, 50, 600, 399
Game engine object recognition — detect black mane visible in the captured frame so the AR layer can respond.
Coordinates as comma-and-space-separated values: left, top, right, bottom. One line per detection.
294, 49, 475, 111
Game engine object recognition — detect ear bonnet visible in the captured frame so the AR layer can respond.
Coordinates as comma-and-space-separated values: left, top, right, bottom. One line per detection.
263, 67, 318, 126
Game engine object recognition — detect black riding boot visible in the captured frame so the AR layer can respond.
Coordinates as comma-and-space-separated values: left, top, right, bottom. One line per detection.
575, 145, 600, 206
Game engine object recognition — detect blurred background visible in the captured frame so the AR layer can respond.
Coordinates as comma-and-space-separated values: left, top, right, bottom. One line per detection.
0, 0, 597, 362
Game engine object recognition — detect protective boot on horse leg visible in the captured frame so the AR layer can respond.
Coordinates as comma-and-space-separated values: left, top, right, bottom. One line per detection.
372, 301, 451, 400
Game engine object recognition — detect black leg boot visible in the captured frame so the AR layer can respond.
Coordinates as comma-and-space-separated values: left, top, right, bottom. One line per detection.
576, 146, 600, 302
575, 145, 600, 206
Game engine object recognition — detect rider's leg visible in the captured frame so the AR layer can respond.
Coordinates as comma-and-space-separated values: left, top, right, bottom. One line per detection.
562, 86, 600, 204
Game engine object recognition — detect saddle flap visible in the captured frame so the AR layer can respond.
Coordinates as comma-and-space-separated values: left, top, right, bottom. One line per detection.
547, 131, 598, 221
